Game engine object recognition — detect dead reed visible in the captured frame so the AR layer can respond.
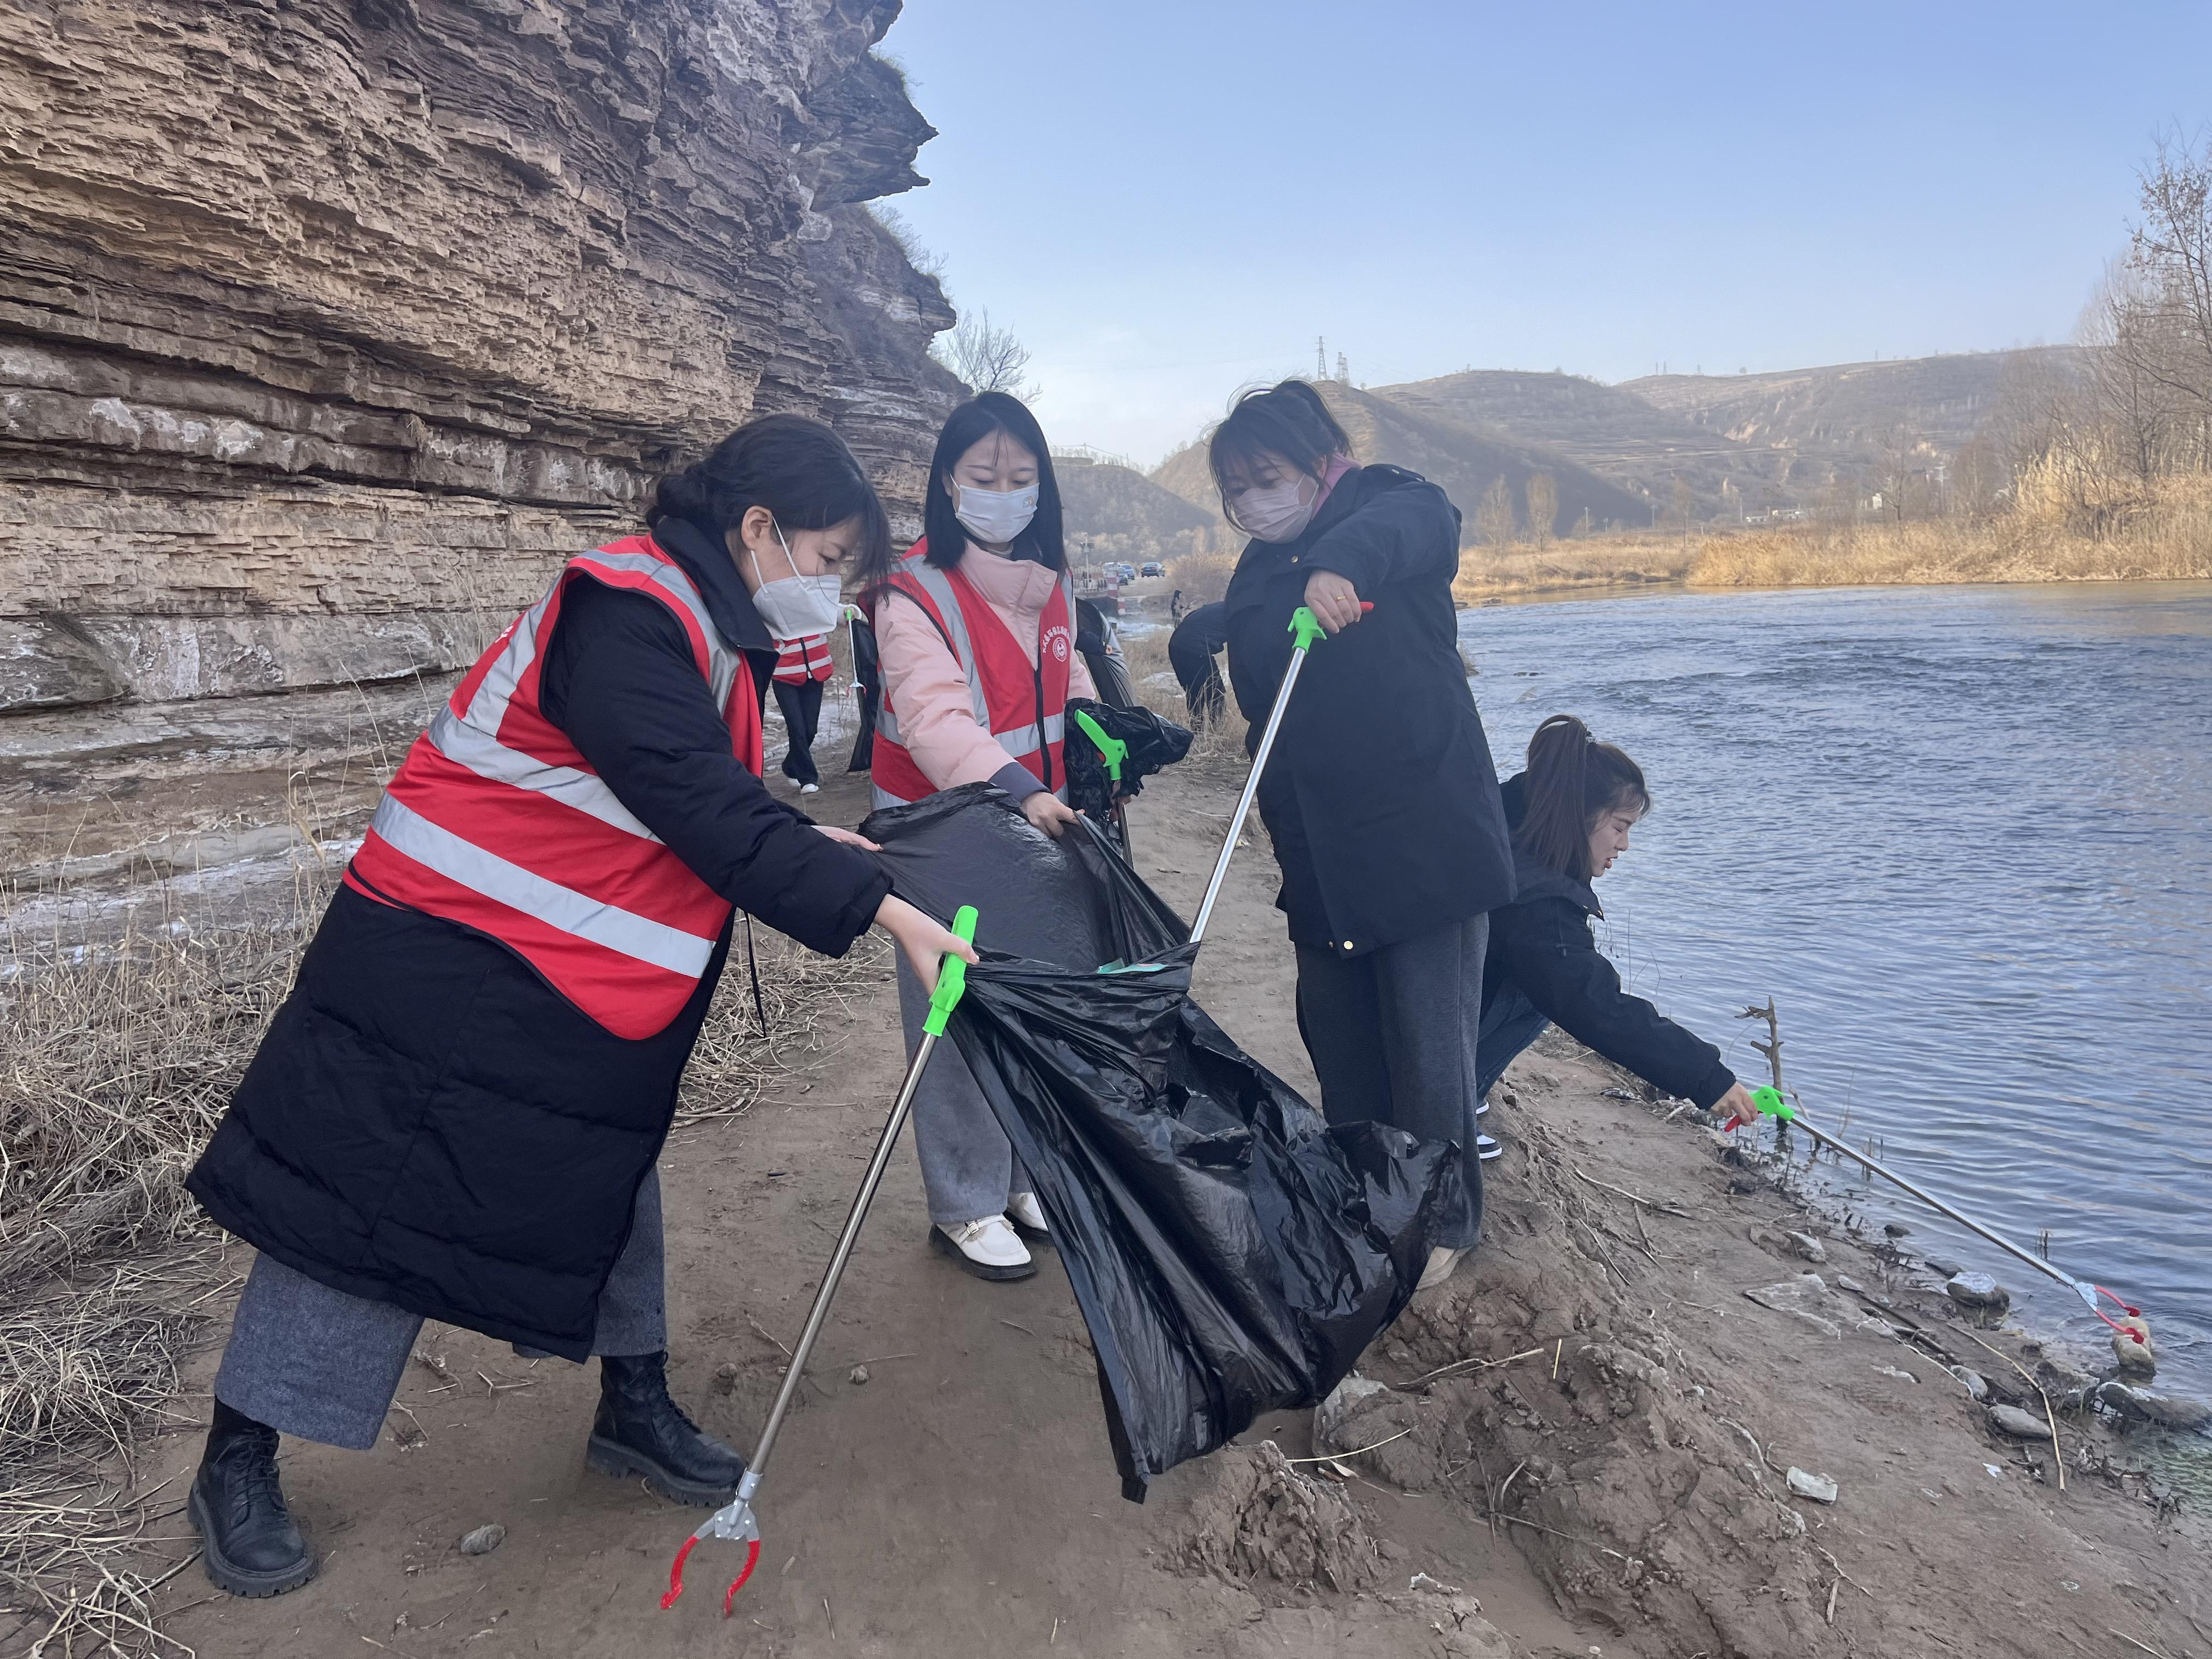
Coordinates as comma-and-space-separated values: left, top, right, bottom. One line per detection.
1688, 475, 2212, 589
0, 866, 892, 1654
1, 882, 319, 1657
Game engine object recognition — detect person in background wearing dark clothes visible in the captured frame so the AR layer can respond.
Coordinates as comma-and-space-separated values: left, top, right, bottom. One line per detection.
1479, 714, 1754, 1125
180, 416, 975, 1601
772, 627, 834, 793
1211, 380, 1516, 1293
1168, 599, 1229, 724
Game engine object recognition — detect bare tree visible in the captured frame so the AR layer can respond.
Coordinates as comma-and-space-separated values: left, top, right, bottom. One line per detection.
1474, 476, 1516, 548
1949, 433, 2005, 519
1669, 476, 1695, 550
1525, 473, 1558, 549
2080, 259, 2177, 480
934, 307, 1040, 402
2128, 131, 2212, 443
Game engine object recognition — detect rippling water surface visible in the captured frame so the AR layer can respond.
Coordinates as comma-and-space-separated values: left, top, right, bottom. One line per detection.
1458, 582, 2212, 1397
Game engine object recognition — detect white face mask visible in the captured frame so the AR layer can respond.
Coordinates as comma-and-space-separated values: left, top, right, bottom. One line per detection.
1231, 474, 1319, 543
955, 481, 1040, 548
748, 522, 844, 641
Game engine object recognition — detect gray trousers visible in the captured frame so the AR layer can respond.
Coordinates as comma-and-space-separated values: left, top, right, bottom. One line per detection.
896, 954, 1031, 1227
1294, 915, 1489, 1250
212, 1170, 668, 1450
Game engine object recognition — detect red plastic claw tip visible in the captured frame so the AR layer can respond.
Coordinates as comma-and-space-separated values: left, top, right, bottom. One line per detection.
662, 1533, 701, 1610
721, 1539, 763, 1618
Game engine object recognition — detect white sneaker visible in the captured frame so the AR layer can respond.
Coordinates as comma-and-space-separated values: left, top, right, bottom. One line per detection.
1476, 1134, 1502, 1161
1005, 1192, 1049, 1238
799, 782, 820, 794
1418, 1245, 1469, 1291
930, 1215, 1036, 1280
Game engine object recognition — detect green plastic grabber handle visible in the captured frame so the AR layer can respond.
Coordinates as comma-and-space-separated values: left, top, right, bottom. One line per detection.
1748, 1085, 1795, 1122
1289, 601, 1375, 651
1071, 708, 1126, 783
923, 905, 979, 1037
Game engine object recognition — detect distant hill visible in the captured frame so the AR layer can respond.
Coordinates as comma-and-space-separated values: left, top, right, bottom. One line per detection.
1622, 347, 2081, 486
1152, 380, 1647, 541
1374, 369, 1784, 518
1115, 348, 2083, 549
1053, 452, 1216, 561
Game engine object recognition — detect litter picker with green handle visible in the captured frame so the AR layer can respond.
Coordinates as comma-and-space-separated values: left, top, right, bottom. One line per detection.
1190, 603, 1367, 944
1722, 1085, 2149, 1351
662, 905, 979, 1618
1070, 707, 1133, 856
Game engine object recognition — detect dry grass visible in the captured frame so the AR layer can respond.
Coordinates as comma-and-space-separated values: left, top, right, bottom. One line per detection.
1, 882, 321, 1657
1689, 475, 2212, 589
1166, 550, 1237, 607
0, 868, 892, 1655
1119, 626, 1249, 773
1453, 529, 1701, 603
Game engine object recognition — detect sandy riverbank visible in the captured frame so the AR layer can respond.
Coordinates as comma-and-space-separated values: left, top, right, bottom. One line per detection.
9, 757, 2208, 1659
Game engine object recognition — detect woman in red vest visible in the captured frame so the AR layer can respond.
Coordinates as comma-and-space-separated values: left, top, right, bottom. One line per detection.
771, 626, 836, 794
180, 415, 974, 1600
863, 392, 1094, 1280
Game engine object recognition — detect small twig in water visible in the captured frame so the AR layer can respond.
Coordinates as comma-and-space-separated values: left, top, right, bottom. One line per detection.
2108, 1631, 2176, 1659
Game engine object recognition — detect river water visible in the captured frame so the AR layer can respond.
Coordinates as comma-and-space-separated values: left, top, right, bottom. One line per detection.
1459, 582, 2212, 1402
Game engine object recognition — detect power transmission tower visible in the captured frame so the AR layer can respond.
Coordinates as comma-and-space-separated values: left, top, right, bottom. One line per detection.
1316, 336, 1327, 380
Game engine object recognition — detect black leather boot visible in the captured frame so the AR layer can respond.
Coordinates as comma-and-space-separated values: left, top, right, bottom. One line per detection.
586, 1352, 745, 1506
189, 1400, 315, 1597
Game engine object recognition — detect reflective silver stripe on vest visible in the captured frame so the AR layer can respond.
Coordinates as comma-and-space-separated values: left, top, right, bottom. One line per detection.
428, 707, 657, 839
370, 795, 715, 977
434, 546, 743, 840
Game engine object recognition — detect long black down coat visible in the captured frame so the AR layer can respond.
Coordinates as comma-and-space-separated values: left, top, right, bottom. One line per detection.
187, 518, 889, 1359
1223, 464, 1515, 957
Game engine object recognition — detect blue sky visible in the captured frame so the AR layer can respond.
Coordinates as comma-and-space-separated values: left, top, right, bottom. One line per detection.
874, 0, 2212, 465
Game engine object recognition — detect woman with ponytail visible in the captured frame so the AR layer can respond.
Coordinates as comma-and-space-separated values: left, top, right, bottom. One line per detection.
1477, 715, 1755, 1125
1208, 379, 1516, 1294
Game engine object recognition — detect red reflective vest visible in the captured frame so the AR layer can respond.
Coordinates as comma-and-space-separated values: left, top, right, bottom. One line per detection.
346, 535, 763, 1040
773, 632, 834, 685
866, 539, 1075, 811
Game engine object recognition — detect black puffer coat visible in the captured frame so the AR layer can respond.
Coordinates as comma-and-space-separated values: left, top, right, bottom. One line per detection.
1483, 774, 1736, 1108
1223, 465, 1514, 957
187, 518, 889, 1358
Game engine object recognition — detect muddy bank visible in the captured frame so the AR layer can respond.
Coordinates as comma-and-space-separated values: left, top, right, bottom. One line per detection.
26, 758, 2205, 1658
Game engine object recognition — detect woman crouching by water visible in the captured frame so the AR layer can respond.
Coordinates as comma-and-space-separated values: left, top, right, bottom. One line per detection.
1209, 380, 1516, 1293
1478, 714, 1756, 1124
181, 415, 974, 1599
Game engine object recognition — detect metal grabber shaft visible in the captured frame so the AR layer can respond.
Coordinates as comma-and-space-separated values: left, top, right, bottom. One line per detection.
663, 904, 980, 1617
1725, 1086, 2142, 1334
1191, 604, 1363, 945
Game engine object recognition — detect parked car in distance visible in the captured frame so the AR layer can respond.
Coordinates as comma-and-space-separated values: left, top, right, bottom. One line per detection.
1141, 562, 1164, 578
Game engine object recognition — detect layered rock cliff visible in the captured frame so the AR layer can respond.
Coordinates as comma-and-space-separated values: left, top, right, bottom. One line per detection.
0, 0, 958, 753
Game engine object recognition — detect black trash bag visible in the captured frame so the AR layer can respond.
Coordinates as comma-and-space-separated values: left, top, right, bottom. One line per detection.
844, 614, 881, 774
861, 785, 1464, 1500
1065, 698, 1193, 823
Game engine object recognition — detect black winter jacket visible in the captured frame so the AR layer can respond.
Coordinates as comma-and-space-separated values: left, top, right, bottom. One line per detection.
187, 517, 889, 1358
1223, 465, 1514, 956
1482, 775, 1736, 1109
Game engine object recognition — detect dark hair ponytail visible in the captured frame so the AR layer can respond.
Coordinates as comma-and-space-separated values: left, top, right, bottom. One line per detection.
647, 412, 889, 571
887, 391, 1065, 582
1516, 714, 1650, 883
1207, 379, 1353, 513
